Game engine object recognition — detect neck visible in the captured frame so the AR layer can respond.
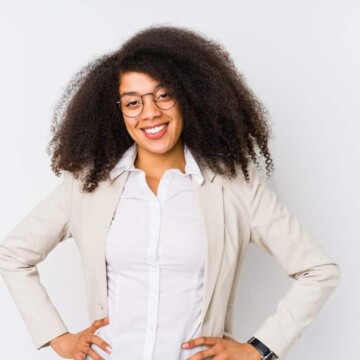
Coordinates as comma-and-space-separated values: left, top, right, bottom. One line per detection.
134, 140, 186, 178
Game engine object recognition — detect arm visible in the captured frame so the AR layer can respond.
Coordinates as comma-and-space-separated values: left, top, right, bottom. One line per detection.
0, 172, 73, 349
247, 164, 341, 358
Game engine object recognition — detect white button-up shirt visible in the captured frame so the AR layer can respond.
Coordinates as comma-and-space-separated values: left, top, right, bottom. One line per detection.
91, 143, 210, 359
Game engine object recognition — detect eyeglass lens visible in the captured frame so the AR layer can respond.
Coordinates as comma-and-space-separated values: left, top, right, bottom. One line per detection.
119, 87, 176, 118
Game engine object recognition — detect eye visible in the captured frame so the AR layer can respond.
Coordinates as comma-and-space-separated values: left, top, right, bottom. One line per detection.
126, 100, 139, 107
156, 91, 172, 101
121, 96, 142, 109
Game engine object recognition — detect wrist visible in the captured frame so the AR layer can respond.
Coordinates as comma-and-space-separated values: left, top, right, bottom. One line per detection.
50, 332, 70, 347
247, 337, 277, 360
246, 343, 262, 360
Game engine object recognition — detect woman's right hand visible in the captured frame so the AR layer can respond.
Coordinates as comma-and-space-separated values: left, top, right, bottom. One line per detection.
50, 317, 112, 360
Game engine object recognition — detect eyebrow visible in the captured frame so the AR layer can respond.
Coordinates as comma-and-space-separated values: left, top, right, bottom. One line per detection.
119, 82, 165, 97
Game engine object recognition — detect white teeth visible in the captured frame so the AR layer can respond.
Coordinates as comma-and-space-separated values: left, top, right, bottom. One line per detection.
143, 123, 167, 134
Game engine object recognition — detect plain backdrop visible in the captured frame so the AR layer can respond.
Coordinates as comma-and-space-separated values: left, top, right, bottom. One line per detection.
0, 1, 359, 359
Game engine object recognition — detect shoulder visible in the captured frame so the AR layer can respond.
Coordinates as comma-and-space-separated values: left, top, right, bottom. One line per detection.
211, 162, 259, 190
206, 163, 260, 214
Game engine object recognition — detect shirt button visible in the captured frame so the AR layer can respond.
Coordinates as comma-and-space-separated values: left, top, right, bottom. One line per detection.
203, 314, 209, 323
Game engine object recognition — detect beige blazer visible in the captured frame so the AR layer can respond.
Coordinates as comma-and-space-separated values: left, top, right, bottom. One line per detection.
0, 163, 340, 359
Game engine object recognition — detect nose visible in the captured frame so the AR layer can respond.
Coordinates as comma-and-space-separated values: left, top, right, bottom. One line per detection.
140, 94, 161, 120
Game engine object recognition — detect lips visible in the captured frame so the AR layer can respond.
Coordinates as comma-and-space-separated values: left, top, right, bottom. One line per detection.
141, 122, 169, 140
140, 122, 169, 131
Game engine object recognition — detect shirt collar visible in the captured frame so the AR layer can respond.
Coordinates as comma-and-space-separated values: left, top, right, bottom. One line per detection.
109, 143, 204, 185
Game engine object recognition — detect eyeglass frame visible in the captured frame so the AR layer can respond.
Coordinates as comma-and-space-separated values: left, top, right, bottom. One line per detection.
115, 88, 177, 118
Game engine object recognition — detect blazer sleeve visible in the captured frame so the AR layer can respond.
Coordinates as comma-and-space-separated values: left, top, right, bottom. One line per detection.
246, 164, 341, 359
0, 171, 73, 350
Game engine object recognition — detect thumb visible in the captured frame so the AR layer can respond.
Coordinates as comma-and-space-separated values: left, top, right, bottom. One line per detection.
90, 317, 110, 332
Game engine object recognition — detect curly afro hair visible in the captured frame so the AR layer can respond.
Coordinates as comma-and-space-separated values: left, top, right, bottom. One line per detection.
47, 25, 274, 192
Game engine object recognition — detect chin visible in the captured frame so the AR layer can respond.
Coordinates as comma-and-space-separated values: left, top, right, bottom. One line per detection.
144, 144, 173, 154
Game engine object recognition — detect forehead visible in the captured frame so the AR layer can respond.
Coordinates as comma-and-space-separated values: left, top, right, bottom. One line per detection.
119, 71, 161, 92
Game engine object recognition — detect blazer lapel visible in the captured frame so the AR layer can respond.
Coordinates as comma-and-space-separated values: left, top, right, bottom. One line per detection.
88, 170, 130, 313
192, 168, 225, 325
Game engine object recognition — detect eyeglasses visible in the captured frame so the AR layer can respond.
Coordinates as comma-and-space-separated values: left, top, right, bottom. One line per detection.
116, 86, 176, 118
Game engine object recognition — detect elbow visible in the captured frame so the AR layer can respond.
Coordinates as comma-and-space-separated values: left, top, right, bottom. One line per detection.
322, 262, 341, 289
297, 262, 341, 289
0, 244, 7, 273
0, 244, 28, 274
0, 245, 13, 274
330, 262, 341, 289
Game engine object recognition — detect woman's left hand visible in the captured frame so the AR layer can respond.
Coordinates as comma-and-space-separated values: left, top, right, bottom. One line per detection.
182, 336, 262, 360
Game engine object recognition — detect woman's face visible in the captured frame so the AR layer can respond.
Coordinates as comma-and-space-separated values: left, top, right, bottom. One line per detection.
119, 71, 184, 156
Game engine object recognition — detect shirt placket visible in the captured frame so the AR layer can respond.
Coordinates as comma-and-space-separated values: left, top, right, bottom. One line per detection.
142, 171, 172, 359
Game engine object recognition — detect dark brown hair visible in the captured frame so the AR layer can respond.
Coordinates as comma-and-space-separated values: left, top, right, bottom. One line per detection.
47, 25, 274, 192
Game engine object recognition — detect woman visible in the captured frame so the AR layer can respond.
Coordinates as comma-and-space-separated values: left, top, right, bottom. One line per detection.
0, 25, 340, 360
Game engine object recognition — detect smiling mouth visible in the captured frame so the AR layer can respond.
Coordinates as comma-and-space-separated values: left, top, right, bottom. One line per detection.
141, 122, 169, 134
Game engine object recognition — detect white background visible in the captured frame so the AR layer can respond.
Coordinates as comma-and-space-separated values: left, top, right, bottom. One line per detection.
0, 1, 359, 359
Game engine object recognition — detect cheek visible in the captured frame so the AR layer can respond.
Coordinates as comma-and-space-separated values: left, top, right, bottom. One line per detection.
177, 118, 184, 134
171, 112, 184, 132
123, 121, 136, 134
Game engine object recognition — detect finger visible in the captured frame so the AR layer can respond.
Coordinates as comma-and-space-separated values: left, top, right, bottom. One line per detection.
85, 347, 105, 360
89, 334, 112, 354
182, 336, 220, 349
74, 352, 85, 360
187, 346, 217, 360
90, 317, 109, 332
